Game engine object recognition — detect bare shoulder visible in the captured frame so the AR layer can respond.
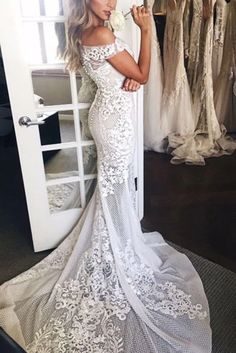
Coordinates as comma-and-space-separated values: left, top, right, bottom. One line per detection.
88, 26, 115, 46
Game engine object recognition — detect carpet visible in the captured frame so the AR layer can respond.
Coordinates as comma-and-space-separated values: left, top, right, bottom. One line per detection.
168, 241, 236, 353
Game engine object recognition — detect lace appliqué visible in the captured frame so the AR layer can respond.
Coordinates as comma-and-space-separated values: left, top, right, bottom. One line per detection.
99, 94, 134, 197
81, 37, 135, 198
83, 144, 97, 166
26, 196, 131, 353
82, 38, 127, 63
10, 243, 75, 285
162, 74, 187, 106
117, 240, 208, 321
47, 183, 76, 213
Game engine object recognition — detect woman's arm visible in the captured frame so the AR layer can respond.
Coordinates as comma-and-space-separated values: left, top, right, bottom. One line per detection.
87, 6, 151, 84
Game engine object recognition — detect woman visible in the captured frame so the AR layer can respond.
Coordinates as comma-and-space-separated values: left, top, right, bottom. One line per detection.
0, 1, 212, 352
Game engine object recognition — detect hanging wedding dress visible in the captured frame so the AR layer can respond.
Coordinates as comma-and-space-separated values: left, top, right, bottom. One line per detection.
173, 0, 236, 165
144, 0, 165, 152
183, 0, 191, 60
212, 0, 229, 83
192, 0, 222, 144
161, 0, 201, 164
153, 0, 166, 14
233, 0, 236, 121
214, 1, 236, 132
0, 37, 212, 352
187, 0, 203, 93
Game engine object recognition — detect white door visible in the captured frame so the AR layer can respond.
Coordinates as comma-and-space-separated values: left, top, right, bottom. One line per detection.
0, 0, 144, 252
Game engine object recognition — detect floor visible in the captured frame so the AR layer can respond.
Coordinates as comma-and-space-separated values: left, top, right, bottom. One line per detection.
142, 151, 236, 273
0, 144, 236, 285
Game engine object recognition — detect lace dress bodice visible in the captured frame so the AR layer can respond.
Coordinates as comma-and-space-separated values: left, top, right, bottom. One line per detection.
81, 38, 132, 91
80, 38, 135, 197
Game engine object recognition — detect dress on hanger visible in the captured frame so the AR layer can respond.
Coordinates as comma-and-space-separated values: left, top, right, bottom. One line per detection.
233, 0, 236, 121
153, 0, 167, 14
214, 1, 236, 132
183, 0, 191, 60
144, 0, 165, 152
212, 0, 229, 83
187, 0, 203, 94
173, 0, 236, 164
192, 0, 222, 151
161, 0, 200, 164
0, 36, 212, 353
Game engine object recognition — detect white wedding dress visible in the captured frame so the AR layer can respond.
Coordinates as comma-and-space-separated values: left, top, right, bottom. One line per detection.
173, 0, 236, 165
191, 0, 236, 161
161, 0, 200, 164
212, 0, 229, 83
144, 0, 165, 152
187, 0, 203, 94
0, 37, 212, 353
214, 1, 236, 132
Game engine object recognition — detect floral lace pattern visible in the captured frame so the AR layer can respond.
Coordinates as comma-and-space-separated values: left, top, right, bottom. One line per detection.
26, 195, 208, 352
81, 38, 128, 63
188, 0, 203, 92
161, 0, 197, 141
47, 183, 77, 213
117, 240, 207, 321
27, 195, 131, 353
10, 242, 75, 285
81, 37, 135, 197
212, 0, 228, 82
193, 0, 222, 139
78, 67, 98, 141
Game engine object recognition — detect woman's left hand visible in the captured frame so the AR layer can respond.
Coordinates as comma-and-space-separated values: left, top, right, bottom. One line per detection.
122, 78, 141, 92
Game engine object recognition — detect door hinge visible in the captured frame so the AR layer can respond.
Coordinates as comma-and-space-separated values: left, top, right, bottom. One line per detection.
135, 177, 138, 191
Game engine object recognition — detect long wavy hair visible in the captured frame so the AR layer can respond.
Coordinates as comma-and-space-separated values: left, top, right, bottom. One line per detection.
63, 0, 94, 71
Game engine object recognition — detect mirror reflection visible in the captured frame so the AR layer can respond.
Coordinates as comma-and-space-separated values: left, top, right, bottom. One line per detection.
20, 0, 64, 17
32, 70, 72, 106
22, 22, 65, 65
47, 181, 81, 214
43, 148, 78, 178
20, 0, 99, 213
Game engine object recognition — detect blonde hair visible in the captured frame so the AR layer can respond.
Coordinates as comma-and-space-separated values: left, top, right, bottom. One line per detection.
64, 0, 93, 71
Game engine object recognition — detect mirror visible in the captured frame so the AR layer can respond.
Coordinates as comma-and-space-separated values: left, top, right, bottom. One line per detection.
32, 70, 72, 107
18, 0, 98, 213
20, 0, 64, 17
22, 22, 65, 65
47, 181, 81, 214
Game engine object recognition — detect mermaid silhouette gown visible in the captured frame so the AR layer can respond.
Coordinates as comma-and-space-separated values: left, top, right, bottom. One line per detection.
0, 37, 212, 352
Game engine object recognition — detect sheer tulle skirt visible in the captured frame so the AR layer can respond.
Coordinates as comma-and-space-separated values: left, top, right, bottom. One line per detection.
0, 177, 212, 352
0, 89, 212, 352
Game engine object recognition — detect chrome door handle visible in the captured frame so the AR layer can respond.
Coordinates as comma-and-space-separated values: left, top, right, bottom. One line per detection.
19, 116, 45, 127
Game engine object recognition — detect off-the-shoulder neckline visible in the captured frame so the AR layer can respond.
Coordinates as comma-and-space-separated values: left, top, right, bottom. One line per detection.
80, 37, 120, 48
